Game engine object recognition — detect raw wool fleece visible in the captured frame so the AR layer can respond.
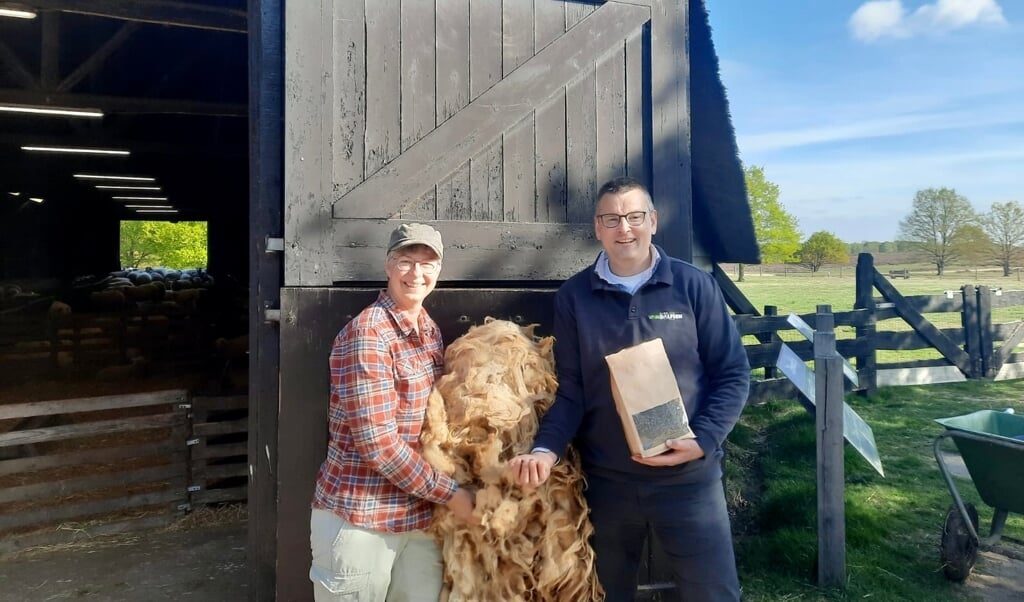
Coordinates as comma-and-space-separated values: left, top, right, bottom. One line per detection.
421, 318, 603, 602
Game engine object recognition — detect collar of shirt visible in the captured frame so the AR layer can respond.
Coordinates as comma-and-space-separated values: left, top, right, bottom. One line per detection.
376, 290, 437, 338
594, 245, 663, 294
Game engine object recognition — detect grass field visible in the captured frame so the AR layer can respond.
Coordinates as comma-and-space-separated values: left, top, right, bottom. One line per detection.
721, 265, 1024, 600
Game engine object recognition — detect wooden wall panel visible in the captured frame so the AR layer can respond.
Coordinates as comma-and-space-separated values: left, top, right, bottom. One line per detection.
365, 2, 401, 177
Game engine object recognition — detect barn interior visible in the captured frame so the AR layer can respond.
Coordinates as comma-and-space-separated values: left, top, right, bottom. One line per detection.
0, 1, 249, 387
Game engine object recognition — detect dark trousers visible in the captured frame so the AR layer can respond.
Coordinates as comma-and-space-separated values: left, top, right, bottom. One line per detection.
584, 475, 740, 602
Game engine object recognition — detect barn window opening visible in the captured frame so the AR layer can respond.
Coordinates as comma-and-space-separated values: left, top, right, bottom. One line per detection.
119, 220, 209, 270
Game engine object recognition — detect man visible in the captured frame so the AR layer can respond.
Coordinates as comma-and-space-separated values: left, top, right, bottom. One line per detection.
310, 223, 475, 602
510, 177, 750, 601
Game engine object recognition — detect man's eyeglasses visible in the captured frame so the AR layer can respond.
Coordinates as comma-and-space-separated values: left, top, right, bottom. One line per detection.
596, 211, 648, 229
392, 258, 440, 275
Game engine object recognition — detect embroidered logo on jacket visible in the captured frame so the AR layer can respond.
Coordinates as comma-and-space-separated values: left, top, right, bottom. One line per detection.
648, 311, 684, 320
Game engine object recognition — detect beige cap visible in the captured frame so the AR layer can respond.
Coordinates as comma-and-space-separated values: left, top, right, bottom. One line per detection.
387, 223, 443, 259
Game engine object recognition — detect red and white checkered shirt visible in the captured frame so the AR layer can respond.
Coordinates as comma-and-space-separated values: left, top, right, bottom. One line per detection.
312, 291, 457, 532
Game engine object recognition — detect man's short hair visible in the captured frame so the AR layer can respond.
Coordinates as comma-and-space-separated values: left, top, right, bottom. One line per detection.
595, 177, 654, 213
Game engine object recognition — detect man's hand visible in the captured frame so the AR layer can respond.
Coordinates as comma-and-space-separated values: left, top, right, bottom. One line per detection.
632, 437, 705, 467
508, 451, 557, 488
445, 487, 479, 525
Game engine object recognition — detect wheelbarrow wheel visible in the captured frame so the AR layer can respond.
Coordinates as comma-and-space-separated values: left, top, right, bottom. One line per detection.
941, 502, 979, 582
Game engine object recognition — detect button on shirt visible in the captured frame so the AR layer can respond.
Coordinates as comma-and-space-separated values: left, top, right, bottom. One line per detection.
312, 291, 458, 533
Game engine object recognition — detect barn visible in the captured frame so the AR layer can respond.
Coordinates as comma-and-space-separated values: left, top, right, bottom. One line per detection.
0, 0, 759, 600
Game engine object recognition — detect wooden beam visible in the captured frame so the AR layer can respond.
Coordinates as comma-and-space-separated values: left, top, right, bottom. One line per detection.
0, 88, 246, 116
0, 41, 38, 90
22, 0, 246, 33
58, 21, 141, 93
40, 11, 60, 89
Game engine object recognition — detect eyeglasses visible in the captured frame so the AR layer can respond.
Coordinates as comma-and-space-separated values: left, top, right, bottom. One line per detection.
596, 211, 648, 228
392, 258, 440, 275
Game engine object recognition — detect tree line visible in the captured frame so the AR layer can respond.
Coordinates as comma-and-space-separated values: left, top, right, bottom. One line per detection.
743, 167, 1024, 278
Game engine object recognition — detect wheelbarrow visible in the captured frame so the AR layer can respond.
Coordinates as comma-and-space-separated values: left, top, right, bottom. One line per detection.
933, 409, 1024, 581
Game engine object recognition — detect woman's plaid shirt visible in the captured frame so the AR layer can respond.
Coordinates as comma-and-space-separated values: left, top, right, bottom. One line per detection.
311, 291, 457, 532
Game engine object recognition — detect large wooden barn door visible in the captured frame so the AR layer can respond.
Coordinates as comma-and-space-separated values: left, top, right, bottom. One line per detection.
285, 0, 692, 286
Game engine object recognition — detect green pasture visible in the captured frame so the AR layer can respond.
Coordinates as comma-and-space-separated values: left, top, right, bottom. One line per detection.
720, 267, 1024, 600
729, 269, 1024, 364
726, 379, 1024, 601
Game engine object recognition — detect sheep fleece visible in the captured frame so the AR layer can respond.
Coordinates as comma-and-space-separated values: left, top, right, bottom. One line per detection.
421, 318, 603, 602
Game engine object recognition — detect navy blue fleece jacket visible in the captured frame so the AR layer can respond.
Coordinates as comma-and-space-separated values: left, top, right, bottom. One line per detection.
533, 246, 750, 484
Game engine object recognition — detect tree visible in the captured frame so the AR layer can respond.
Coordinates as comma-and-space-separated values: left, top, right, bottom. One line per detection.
797, 231, 849, 273
898, 187, 975, 276
120, 220, 208, 269
980, 201, 1024, 277
952, 224, 993, 270
744, 165, 801, 279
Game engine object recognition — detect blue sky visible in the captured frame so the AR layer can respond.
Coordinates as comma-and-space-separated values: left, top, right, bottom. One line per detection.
706, 0, 1024, 243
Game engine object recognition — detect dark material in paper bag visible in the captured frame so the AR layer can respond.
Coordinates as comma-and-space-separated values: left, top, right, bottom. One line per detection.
606, 338, 695, 458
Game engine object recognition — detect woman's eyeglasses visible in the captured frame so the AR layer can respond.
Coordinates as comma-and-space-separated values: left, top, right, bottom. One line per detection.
596, 211, 647, 228
392, 258, 440, 275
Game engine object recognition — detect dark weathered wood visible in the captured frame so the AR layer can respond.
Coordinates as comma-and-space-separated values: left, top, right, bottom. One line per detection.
24, 0, 247, 33
961, 285, 982, 379
192, 442, 247, 461
566, 67, 598, 222
872, 270, 971, 374
0, 389, 187, 420
435, 0, 471, 221
814, 308, 845, 588
58, 22, 141, 93
990, 289, 1024, 309
0, 441, 182, 477
401, 0, 436, 153
192, 395, 249, 412
333, 2, 650, 220
566, 0, 597, 27
648, 0, 691, 261
0, 413, 183, 448
330, 0, 365, 197
881, 358, 958, 370
469, 0, 501, 100
712, 263, 758, 316
854, 253, 877, 394
194, 418, 248, 437
503, 0, 536, 224
250, 0, 284, 596
470, 141, 503, 221
0, 488, 184, 531
0, 88, 247, 116
874, 329, 965, 351
0, 463, 184, 505
193, 486, 247, 505
0, 514, 175, 555
535, 93, 567, 223
364, 1, 401, 177
994, 322, 1024, 368
322, 220, 599, 282
194, 463, 248, 481
0, 41, 39, 89
41, 12, 61, 90
977, 286, 995, 377
624, 29, 649, 185
596, 42, 627, 186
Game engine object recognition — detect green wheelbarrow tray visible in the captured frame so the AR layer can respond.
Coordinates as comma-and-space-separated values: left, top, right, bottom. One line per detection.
933, 409, 1024, 581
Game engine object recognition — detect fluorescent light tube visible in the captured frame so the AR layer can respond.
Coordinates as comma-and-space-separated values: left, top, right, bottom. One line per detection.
136, 209, 179, 214
28, 197, 44, 203
112, 196, 169, 201
23, 146, 129, 156
0, 8, 36, 19
74, 174, 156, 181
0, 104, 102, 117
95, 185, 161, 191
124, 205, 173, 209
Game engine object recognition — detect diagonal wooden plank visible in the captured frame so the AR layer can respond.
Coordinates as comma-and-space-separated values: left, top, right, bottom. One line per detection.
58, 22, 141, 93
23, 0, 246, 33
333, 1, 650, 220
994, 321, 1024, 368
0, 41, 38, 90
872, 271, 971, 374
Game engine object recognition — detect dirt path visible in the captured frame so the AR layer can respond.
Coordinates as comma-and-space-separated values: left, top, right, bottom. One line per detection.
965, 550, 1024, 602
0, 523, 246, 602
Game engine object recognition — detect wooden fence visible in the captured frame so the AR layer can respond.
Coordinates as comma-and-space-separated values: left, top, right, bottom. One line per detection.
0, 390, 247, 553
712, 253, 1024, 404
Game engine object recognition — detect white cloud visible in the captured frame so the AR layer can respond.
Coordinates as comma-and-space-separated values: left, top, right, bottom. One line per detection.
849, 0, 1007, 42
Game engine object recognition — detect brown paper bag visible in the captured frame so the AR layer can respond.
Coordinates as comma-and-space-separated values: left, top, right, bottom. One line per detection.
605, 338, 695, 458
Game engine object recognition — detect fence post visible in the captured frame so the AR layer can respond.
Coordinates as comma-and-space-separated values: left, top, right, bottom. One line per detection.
814, 304, 846, 589
763, 305, 778, 379
977, 286, 994, 378
854, 253, 877, 394
961, 285, 981, 379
